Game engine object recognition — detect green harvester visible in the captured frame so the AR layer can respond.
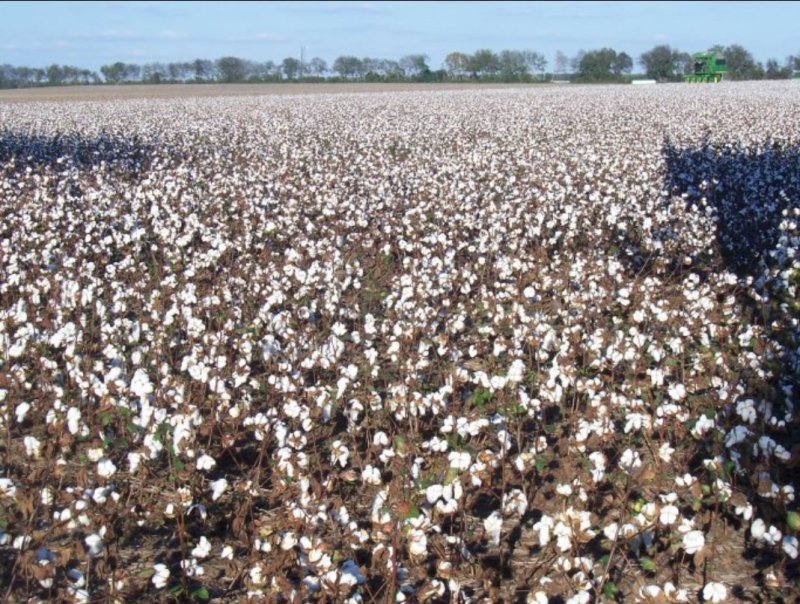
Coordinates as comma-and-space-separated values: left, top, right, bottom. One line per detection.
684, 51, 727, 83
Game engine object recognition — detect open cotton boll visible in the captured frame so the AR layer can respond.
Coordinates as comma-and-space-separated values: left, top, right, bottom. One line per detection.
97, 458, 117, 478
484, 511, 503, 546
682, 530, 705, 554
702, 582, 727, 603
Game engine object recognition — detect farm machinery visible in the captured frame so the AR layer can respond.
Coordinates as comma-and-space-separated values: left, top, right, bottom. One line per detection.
684, 51, 727, 83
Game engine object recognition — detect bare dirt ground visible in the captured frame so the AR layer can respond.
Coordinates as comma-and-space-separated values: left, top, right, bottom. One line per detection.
0, 82, 541, 103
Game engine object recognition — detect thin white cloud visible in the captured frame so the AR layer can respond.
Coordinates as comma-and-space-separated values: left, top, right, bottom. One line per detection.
158, 30, 189, 40
216, 32, 289, 44
71, 29, 141, 40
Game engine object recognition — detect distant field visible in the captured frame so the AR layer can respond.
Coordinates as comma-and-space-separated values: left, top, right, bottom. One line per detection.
0, 82, 542, 102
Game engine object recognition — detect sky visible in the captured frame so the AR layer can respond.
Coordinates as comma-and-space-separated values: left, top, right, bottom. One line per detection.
2, 1, 798, 71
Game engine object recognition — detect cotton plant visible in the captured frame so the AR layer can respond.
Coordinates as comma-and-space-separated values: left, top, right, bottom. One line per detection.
0, 82, 798, 601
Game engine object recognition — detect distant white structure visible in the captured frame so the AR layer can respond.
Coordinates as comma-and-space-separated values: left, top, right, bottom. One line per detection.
631, 79, 657, 85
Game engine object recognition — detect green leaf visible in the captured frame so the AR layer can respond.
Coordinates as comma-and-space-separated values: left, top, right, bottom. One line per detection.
639, 557, 656, 572
787, 511, 800, 531
191, 587, 210, 601
100, 412, 111, 427
534, 456, 548, 472
603, 581, 618, 599
167, 584, 184, 596
404, 505, 421, 520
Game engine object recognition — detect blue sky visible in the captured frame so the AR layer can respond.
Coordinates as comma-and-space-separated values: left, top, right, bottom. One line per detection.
2, 1, 798, 71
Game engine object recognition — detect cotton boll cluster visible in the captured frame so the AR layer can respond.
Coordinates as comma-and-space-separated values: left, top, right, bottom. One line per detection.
0, 81, 798, 601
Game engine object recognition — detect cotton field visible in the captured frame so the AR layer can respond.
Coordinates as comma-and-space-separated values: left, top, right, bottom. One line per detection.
0, 82, 799, 603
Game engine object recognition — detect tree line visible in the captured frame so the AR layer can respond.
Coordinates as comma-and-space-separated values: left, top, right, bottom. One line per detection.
1, 44, 797, 89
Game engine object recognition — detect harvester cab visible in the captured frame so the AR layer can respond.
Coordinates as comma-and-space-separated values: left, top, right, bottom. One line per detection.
684, 51, 727, 83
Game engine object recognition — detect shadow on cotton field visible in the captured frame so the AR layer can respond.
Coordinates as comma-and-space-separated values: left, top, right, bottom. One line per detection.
0, 130, 178, 179
658, 139, 800, 599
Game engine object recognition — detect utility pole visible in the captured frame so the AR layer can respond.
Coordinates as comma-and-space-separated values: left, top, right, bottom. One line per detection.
300, 46, 305, 79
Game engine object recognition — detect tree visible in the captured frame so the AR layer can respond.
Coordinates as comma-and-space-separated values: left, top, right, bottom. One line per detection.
571, 50, 586, 74
142, 62, 168, 83
308, 57, 327, 76
468, 49, 500, 78
722, 44, 762, 80
499, 50, 529, 79
191, 59, 215, 81
216, 56, 247, 83
445, 52, 469, 79
614, 52, 633, 75
523, 51, 547, 78
46, 64, 65, 85
100, 62, 126, 84
400, 54, 430, 77
282, 57, 300, 80
640, 45, 688, 81
554, 50, 569, 76
765, 58, 791, 79
332, 56, 363, 79
578, 48, 620, 81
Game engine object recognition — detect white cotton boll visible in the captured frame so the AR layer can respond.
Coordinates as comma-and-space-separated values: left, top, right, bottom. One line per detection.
782, 536, 798, 559
751, 518, 766, 540
130, 369, 153, 399
425, 484, 444, 504
152, 564, 170, 589
85, 533, 104, 557
128, 452, 142, 473
0, 478, 17, 498
67, 568, 86, 588
209, 478, 228, 501
702, 582, 727, 603
24, 436, 42, 458
556, 483, 573, 497
181, 558, 203, 577
97, 458, 117, 478
196, 454, 216, 471
619, 448, 642, 473
330, 440, 349, 467
507, 359, 526, 383
603, 522, 619, 541
15, 402, 30, 423
502, 489, 528, 517
668, 383, 686, 401
527, 591, 548, 604
220, 545, 234, 560
67, 407, 81, 435
448, 451, 471, 471
490, 375, 508, 390
682, 530, 705, 554
565, 590, 591, 604
659, 505, 679, 526
407, 529, 428, 557
280, 532, 298, 551
192, 536, 211, 559
362, 465, 382, 485
484, 511, 503, 546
